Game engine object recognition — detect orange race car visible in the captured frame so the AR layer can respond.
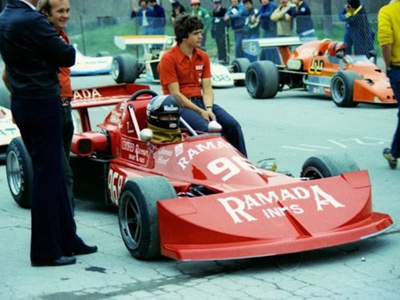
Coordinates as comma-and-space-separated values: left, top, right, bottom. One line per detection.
243, 37, 396, 107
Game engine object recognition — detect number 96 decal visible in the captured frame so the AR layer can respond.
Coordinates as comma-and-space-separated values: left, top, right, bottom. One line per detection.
208, 156, 262, 181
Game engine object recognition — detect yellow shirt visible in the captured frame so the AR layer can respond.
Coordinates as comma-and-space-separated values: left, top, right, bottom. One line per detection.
378, 0, 400, 66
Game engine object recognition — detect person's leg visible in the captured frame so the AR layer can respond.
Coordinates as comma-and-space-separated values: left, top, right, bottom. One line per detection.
389, 68, 400, 158
211, 104, 247, 157
180, 105, 209, 133
234, 31, 244, 58
12, 97, 65, 261
62, 104, 75, 212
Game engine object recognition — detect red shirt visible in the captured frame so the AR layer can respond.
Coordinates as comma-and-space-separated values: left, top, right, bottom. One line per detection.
59, 30, 73, 98
158, 44, 212, 98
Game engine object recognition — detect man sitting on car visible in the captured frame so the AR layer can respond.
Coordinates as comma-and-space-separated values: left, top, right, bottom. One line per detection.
147, 94, 184, 143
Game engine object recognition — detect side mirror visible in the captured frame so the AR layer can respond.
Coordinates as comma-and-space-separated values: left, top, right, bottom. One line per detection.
208, 121, 222, 133
336, 51, 344, 60
140, 128, 153, 142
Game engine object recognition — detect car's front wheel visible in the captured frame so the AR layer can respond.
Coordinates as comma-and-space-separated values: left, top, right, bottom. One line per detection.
330, 71, 361, 107
300, 153, 360, 179
118, 176, 177, 260
6, 137, 33, 208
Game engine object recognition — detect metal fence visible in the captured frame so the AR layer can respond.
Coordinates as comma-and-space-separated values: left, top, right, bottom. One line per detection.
67, 13, 381, 64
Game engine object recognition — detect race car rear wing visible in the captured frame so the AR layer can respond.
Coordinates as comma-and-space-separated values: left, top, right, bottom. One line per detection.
114, 35, 174, 51
243, 37, 304, 65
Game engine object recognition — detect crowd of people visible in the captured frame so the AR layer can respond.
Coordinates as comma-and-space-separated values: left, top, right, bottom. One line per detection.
130, 0, 376, 63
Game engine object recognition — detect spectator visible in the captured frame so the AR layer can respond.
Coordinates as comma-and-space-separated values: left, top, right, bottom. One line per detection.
37, 0, 75, 212
285, 0, 315, 39
342, 0, 374, 56
257, 0, 279, 63
243, 0, 260, 62
148, 0, 166, 35
339, 2, 353, 55
0, 0, 97, 267
158, 15, 247, 157
190, 0, 211, 49
211, 0, 229, 64
271, 0, 294, 37
131, 0, 153, 35
224, 0, 247, 59
379, 0, 400, 169
170, 0, 186, 24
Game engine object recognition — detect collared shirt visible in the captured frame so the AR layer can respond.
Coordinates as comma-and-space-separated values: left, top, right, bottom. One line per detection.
378, 0, 400, 66
19, 0, 36, 10
59, 29, 73, 98
157, 44, 212, 98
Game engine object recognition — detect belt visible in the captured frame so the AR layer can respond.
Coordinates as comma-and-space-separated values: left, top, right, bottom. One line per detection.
61, 97, 71, 107
189, 97, 203, 101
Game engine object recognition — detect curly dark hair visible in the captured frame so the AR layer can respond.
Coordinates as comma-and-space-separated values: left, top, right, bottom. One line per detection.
174, 15, 204, 45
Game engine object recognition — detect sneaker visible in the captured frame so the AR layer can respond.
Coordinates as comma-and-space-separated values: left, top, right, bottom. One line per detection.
383, 148, 397, 169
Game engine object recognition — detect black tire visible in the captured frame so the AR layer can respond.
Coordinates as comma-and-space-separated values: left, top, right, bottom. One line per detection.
111, 54, 139, 84
118, 176, 177, 260
96, 51, 110, 57
330, 71, 362, 107
246, 61, 279, 99
6, 137, 33, 208
300, 153, 360, 179
231, 58, 250, 86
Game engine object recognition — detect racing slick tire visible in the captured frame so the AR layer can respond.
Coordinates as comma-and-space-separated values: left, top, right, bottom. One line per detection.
231, 58, 250, 86
6, 137, 33, 208
118, 176, 177, 260
111, 54, 139, 84
330, 71, 361, 107
246, 61, 279, 99
300, 153, 360, 179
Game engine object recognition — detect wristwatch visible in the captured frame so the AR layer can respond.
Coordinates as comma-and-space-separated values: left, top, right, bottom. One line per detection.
206, 106, 213, 111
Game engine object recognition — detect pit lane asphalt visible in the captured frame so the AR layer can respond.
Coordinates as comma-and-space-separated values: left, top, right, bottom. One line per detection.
1, 74, 399, 300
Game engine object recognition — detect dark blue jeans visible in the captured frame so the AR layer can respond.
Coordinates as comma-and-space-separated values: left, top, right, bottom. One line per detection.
11, 96, 83, 261
234, 31, 245, 58
181, 98, 247, 157
388, 66, 400, 158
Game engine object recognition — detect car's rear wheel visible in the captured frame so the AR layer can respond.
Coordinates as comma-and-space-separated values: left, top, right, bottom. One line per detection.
300, 153, 360, 179
111, 54, 139, 84
118, 176, 177, 260
6, 137, 33, 208
246, 61, 279, 99
231, 58, 250, 86
330, 71, 361, 107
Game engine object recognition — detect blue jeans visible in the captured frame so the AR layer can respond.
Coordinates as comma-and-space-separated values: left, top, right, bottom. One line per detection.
388, 66, 400, 158
234, 31, 245, 58
180, 98, 247, 157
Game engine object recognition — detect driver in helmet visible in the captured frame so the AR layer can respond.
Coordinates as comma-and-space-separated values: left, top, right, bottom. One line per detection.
146, 94, 184, 143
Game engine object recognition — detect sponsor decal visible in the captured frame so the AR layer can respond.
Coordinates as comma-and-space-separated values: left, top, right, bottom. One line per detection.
159, 147, 173, 157
174, 144, 184, 157
0, 127, 19, 137
218, 185, 345, 223
107, 168, 126, 205
121, 139, 150, 164
178, 140, 234, 169
196, 65, 204, 70
73, 88, 102, 100
164, 104, 179, 112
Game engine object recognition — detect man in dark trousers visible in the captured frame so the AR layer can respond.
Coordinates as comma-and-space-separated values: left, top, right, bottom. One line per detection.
211, 0, 229, 64
148, 0, 166, 35
0, 0, 97, 267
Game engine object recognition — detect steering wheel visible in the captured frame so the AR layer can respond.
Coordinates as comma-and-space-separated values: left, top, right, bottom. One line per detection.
128, 89, 158, 102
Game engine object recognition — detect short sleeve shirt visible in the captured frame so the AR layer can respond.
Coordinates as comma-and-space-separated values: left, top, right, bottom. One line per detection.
158, 44, 212, 98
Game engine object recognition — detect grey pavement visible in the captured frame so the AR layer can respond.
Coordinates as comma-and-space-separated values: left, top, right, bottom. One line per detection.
1, 75, 399, 300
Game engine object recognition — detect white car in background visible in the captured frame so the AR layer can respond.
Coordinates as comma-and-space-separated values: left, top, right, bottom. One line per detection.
70, 44, 113, 76
111, 35, 247, 87
0, 105, 20, 160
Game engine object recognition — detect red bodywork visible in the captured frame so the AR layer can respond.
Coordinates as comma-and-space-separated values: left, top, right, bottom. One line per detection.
281, 40, 395, 105
71, 83, 393, 261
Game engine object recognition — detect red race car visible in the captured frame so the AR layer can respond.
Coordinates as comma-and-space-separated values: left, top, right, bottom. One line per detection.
6, 84, 394, 261
243, 38, 396, 107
